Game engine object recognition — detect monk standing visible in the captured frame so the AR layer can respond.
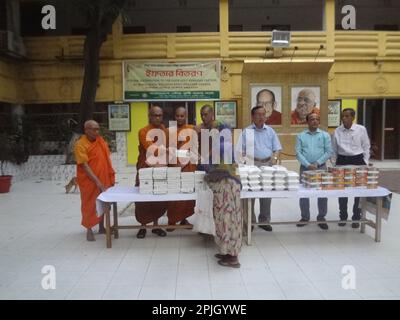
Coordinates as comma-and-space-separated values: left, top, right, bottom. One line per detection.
167, 107, 196, 231
135, 106, 168, 239
74, 120, 115, 241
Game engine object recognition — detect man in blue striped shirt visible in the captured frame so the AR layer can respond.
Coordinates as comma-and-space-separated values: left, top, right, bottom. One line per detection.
236, 106, 282, 231
295, 112, 332, 230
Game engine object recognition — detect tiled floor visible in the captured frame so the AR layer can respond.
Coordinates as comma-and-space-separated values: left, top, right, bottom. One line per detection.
0, 173, 400, 300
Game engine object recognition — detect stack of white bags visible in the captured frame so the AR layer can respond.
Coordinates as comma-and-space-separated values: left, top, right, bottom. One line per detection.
167, 167, 181, 194
138, 168, 153, 194
195, 171, 206, 191
181, 172, 195, 193
153, 167, 168, 194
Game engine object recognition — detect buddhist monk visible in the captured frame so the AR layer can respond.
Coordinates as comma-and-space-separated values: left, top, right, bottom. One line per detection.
74, 120, 115, 241
166, 107, 197, 231
135, 106, 168, 239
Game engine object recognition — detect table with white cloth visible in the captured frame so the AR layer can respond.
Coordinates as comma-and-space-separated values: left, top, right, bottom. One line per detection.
97, 186, 391, 248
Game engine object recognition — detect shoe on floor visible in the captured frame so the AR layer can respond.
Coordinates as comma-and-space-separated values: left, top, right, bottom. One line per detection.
136, 228, 146, 239
351, 222, 360, 229
152, 228, 167, 237
338, 222, 346, 227
217, 259, 241, 268
215, 253, 229, 260
318, 223, 329, 230
259, 225, 272, 232
296, 218, 308, 227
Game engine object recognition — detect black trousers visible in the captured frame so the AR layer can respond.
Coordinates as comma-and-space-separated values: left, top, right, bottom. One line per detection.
336, 154, 366, 221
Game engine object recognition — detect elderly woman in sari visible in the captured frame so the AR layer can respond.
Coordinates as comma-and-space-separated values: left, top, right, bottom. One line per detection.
198, 108, 243, 268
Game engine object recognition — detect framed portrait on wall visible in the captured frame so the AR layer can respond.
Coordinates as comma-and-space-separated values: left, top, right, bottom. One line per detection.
108, 104, 131, 131
214, 101, 237, 128
250, 84, 282, 125
290, 86, 321, 125
328, 100, 341, 127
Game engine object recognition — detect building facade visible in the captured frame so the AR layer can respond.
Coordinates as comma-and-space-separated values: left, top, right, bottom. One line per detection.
1, 0, 399, 165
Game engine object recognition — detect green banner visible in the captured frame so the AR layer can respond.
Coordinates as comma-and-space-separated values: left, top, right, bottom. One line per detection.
123, 61, 220, 101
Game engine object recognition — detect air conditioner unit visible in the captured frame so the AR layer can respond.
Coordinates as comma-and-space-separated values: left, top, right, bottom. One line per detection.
0, 30, 26, 58
271, 30, 291, 48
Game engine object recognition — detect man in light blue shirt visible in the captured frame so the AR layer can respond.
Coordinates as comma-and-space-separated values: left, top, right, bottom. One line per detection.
295, 112, 332, 230
236, 106, 282, 231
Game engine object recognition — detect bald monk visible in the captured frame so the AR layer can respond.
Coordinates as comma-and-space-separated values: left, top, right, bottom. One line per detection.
167, 107, 196, 231
74, 120, 115, 241
135, 106, 168, 239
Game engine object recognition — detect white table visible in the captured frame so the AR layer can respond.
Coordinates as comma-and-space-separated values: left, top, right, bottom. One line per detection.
240, 186, 391, 245
97, 186, 391, 248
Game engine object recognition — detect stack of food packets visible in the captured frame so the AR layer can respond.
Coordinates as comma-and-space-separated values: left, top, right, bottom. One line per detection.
343, 166, 357, 188
260, 166, 275, 191
285, 171, 300, 190
327, 167, 345, 189
272, 165, 287, 191
236, 165, 251, 191
153, 167, 168, 194
194, 171, 206, 191
355, 166, 368, 188
247, 166, 262, 191
302, 170, 323, 189
181, 172, 195, 193
138, 168, 154, 194
367, 166, 379, 189
167, 167, 181, 194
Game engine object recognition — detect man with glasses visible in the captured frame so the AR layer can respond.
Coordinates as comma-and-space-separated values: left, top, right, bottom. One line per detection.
256, 89, 282, 125
236, 106, 282, 232
291, 88, 320, 125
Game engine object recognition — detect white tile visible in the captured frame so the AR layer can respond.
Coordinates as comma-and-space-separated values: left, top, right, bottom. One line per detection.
139, 285, 176, 300
102, 285, 141, 300
280, 282, 323, 300
246, 283, 285, 300
67, 284, 108, 300
312, 281, 363, 300
240, 267, 276, 284
176, 283, 212, 300
176, 268, 210, 285
211, 284, 249, 300
143, 268, 177, 286
110, 270, 146, 286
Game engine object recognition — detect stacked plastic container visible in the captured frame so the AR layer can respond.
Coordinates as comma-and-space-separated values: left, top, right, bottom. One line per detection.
286, 171, 300, 190
259, 166, 275, 191
272, 165, 287, 191
367, 167, 379, 189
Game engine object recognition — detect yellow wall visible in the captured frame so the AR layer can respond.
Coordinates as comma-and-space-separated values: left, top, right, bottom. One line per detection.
127, 102, 148, 165
0, 60, 19, 103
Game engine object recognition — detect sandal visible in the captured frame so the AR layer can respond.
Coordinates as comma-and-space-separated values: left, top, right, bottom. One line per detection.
217, 259, 241, 269
152, 228, 167, 237
136, 228, 146, 239
180, 219, 193, 229
214, 253, 229, 260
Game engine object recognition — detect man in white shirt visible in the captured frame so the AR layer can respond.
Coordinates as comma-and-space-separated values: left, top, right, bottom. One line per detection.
332, 108, 371, 228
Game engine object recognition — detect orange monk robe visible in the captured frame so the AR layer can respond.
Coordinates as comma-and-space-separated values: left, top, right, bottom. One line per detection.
167, 124, 197, 225
135, 124, 168, 224
74, 135, 115, 229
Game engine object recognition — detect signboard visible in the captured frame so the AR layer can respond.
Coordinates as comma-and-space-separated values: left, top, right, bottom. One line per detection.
123, 61, 220, 101
108, 104, 131, 131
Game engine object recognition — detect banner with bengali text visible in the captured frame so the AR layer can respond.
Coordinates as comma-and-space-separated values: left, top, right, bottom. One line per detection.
123, 61, 220, 101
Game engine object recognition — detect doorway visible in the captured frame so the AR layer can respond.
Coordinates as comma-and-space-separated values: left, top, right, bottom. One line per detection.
360, 98, 400, 160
